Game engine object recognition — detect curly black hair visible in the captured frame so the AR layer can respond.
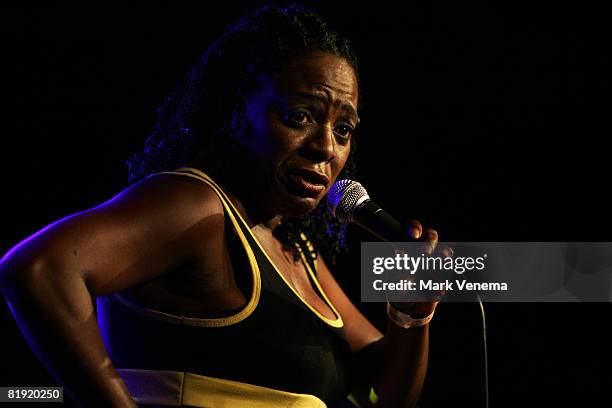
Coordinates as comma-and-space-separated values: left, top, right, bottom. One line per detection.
126, 4, 360, 265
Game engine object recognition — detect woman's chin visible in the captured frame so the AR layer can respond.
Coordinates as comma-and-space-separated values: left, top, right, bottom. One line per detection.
283, 196, 320, 217
278, 189, 323, 216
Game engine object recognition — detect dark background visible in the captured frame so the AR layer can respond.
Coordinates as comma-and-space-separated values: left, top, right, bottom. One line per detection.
2, 1, 610, 407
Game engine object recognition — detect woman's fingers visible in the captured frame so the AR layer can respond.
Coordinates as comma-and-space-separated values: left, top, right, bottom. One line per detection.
422, 227, 438, 255
434, 243, 454, 259
404, 220, 438, 255
405, 219, 422, 240
431, 243, 454, 302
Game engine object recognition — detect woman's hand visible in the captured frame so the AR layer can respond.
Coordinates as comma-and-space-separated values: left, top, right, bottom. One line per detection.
389, 220, 454, 318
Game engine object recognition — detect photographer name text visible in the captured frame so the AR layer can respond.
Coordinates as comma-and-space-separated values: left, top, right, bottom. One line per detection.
373, 279, 508, 291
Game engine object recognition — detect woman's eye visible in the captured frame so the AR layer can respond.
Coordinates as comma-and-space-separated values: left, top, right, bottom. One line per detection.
334, 123, 355, 139
287, 110, 312, 125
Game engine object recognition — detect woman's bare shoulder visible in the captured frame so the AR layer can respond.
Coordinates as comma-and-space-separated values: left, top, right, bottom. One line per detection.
106, 172, 224, 220
1, 171, 228, 296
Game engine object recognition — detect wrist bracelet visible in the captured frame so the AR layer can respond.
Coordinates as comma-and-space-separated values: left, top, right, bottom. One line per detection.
387, 303, 435, 329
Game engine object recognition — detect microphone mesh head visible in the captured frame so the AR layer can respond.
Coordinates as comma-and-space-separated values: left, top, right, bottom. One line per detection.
326, 179, 370, 222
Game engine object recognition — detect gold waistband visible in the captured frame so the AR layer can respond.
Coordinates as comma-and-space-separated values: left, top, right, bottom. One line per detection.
117, 369, 327, 408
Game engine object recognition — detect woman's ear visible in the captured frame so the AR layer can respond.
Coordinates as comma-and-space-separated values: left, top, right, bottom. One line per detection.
229, 108, 251, 142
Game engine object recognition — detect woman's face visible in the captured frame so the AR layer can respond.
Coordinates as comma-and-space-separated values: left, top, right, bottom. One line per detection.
236, 52, 359, 218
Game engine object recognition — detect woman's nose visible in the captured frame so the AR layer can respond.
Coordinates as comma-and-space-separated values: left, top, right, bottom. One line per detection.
300, 123, 337, 163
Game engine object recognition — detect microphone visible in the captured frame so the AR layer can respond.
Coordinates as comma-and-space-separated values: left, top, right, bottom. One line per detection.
326, 179, 412, 242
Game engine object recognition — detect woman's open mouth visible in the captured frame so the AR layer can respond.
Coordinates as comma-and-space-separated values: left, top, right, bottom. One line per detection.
285, 168, 330, 198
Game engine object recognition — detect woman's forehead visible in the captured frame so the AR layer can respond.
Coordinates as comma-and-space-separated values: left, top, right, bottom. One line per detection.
265, 53, 359, 107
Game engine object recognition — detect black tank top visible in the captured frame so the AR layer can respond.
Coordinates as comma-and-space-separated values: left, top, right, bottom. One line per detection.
96, 168, 353, 406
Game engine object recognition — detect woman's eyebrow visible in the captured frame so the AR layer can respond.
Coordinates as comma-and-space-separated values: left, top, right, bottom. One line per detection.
287, 92, 360, 123
342, 104, 360, 125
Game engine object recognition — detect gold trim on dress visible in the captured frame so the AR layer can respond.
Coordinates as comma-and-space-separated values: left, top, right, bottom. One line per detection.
175, 167, 343, 328
112, 170, 262, 327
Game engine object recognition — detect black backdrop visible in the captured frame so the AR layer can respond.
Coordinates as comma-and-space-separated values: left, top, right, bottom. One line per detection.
2, 2, 610, 407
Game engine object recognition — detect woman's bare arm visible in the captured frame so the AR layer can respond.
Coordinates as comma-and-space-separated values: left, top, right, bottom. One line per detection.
0, 174, 225, 407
